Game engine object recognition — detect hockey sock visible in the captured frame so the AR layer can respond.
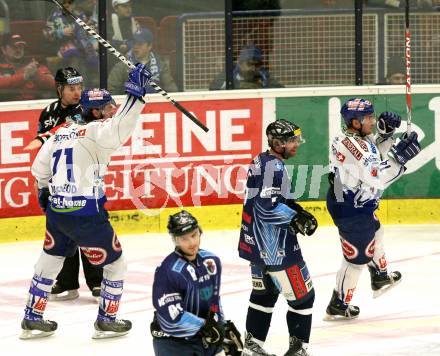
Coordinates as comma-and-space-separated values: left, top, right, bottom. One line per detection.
286, 310, 312, 344
286, 291, 314, 344
97, 278, 123, 322
336, 259, 363, 304
368, 226, 388, 273
245, 291, 278, 342
245, 305, 273, 343
24, 275, 54, 321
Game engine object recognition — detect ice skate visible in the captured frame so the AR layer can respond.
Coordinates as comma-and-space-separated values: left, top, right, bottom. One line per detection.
284, 336, 310, 356
369, 267, 402, 298
92, 318, 132, 339
323, 290, 360, 321
241, 332, 276, 356
49, 283, 79, 301
19, 318, 57, 340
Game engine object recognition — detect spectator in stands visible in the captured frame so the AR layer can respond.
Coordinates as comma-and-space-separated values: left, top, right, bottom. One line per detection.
0, 33, 54, 101
108, 27, 177, 94
385, 55, 406, 84
0, 0, 9, 36
109, 0, 139, 56
44, 0, 98, 87
209, 44, 284, 90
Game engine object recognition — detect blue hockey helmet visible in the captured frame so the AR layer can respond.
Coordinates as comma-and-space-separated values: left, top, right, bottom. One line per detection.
340, 98, 375, 127
167, 210, 200, 237
80, 88, 116, 120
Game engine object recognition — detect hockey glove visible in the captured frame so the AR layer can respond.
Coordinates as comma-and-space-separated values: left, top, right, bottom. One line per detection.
290, 209, 318, 236
389, 131, 421, 166
223, 320, 243, 356
377, 111, 401, 139
38, 187, 50, 212
199, 311, 225, 347
124, 63, 152, 100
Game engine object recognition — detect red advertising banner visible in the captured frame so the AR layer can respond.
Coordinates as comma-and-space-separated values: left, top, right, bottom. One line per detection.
0, 98, 263, 218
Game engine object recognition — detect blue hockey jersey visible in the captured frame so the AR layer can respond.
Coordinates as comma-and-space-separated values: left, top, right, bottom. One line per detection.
152, 249, 222, 338
238, 151, 303, 269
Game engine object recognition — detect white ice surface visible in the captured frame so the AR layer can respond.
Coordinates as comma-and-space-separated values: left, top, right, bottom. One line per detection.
1, 225, 439, 356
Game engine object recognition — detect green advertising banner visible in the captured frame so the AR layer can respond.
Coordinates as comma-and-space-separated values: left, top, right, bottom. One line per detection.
276, 94, 440, 200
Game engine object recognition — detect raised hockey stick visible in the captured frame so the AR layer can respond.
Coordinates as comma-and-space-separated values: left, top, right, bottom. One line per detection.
405, 0, 412, 134
35, 0, 209, 132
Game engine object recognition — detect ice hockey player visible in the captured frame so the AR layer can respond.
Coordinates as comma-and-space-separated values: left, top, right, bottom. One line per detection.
238, 119, 318, 356
19, 63, 152, 340
325, 98, 421, 320
151, 210, 243, 356
25, 67, 104, 302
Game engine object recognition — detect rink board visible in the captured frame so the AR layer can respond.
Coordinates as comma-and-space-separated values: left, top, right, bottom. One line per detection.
1, 87, 440, 242
0, 198, 439, 243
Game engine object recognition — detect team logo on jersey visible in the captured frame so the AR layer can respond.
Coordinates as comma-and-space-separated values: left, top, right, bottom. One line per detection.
341, 137, 363, 161
203, 259, 217, 275
340, 237, 359, 259
186, 265, 197, 281
336, 152, 346, 163
80, 247, 107, 265
199, 285, 214, 301
112, 232, 122, 252
44, 230, 55, 250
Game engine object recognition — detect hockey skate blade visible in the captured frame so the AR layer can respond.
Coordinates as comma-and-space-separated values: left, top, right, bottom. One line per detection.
323, 313, 359, 321
48, 290, 79, 301
19, 329, 55, 340
373, 278, 402, 299
92, 330, 129, 339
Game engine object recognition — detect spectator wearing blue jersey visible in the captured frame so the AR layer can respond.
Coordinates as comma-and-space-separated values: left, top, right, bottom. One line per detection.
151, 211, 242, 356
238, 120, 318, 356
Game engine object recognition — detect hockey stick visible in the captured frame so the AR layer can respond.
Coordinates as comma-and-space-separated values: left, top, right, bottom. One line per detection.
405, 0, 412, 134
35, 0, 209, 132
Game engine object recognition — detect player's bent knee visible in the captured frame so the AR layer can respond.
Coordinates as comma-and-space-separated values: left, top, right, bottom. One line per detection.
249, 289, 279, 309
34, 250, 65, 279
103, 253, 127, 281
287, 288, 315, 312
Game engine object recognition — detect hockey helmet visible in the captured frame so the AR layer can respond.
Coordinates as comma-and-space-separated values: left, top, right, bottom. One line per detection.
55, 67, 83, 98
167, 210, 199, 237
80, 88, 116, 118
266, 119, 304, 146
340, 98, 375, 127
55, 67, 83, 86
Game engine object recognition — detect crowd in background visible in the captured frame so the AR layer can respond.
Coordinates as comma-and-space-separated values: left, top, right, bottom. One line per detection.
0, 0, 439, 101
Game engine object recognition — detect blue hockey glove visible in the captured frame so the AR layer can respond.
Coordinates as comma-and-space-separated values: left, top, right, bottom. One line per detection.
199, 311, 225, 347
389, 131, 421, 165
289, 209, 318, 236
38, 187, 50, 212
377, 111, 401, 138
124, 63, 152, 99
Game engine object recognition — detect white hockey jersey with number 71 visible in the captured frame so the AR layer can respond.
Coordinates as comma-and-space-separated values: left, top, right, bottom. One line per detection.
31, 95, 144, 216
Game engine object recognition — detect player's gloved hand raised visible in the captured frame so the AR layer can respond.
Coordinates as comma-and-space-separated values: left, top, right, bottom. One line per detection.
38, 187, 50, 212
199, 311, 224, 347
289, 209, 318, 236
377, 111, 401, 138
389, 131, 421, 165
124, 63, 152, 100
